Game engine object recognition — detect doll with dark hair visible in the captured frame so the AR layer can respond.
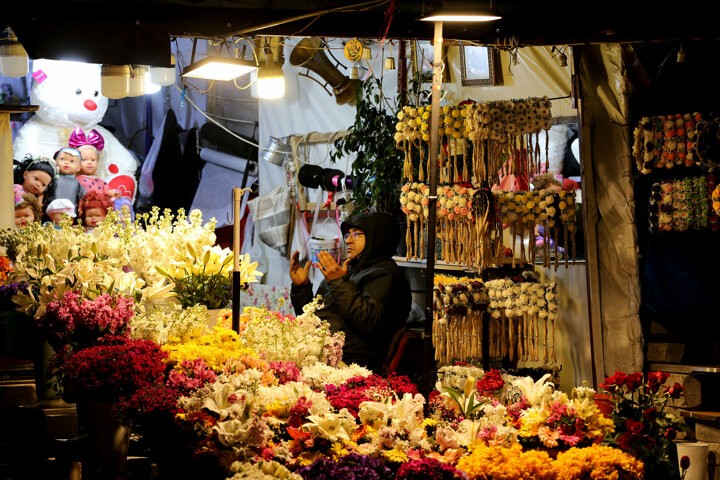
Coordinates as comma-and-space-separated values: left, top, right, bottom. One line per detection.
13, 155, 57, 209
77, 191, 114, 232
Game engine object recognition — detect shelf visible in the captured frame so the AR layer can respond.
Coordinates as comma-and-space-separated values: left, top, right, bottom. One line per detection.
648, 363, 720, 374
393, 257, 477, 272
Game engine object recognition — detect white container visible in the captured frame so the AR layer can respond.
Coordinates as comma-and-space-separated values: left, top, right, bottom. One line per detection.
261, 137, 291, 166
676, 441, 709, 480
309, 236, 339, 263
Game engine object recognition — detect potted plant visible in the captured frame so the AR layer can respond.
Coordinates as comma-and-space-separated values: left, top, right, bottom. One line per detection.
330, 75, 429, 215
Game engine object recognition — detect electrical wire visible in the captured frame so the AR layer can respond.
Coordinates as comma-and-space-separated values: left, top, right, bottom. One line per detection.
175, 83, 261, 150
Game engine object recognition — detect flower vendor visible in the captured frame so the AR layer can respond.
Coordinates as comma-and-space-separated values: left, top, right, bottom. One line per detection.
290, 211, 412, 373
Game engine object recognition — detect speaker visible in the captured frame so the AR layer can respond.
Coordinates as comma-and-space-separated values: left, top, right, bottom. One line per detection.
290, 37, 360, 106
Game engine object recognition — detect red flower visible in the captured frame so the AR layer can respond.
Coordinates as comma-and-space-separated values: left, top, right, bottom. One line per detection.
600, 371, 627, 390
665, 382, 684, 399
476, 368, 504, 395
625, 419, 645, 435
625, 372, 644, 391
647, 371, 670, 393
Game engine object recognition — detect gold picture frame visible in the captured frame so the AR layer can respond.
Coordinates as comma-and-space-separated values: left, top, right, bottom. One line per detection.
460, 44, 497, 86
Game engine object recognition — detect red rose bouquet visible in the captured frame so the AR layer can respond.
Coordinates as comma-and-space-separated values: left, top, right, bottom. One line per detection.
601, 370, 689, 480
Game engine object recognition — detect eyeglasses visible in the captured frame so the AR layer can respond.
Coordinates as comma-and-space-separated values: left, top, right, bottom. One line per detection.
343, 231, 364, 241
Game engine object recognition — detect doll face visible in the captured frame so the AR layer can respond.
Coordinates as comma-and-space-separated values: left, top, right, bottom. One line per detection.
15, 206, 36, 227
83, 207, 107, 228
22, 170, 53, 196
55, 150, 82, 175
79, 147, 99, 175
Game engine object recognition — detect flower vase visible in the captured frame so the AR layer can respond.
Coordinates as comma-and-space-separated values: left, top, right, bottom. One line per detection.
139, 414, 195, 480
75, 400, 131, 480
33, 337, 60, 402
676, 441, 709, 480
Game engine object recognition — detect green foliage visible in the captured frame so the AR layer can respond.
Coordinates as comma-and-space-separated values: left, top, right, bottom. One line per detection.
330, 75, 429, 214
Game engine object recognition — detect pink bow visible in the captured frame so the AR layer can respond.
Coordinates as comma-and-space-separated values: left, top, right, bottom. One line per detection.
68, 127, 105, 151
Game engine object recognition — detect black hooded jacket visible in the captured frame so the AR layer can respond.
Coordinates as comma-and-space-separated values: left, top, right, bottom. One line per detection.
290, 211, 412, 372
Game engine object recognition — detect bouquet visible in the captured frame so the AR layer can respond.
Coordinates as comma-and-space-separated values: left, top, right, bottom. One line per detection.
601, 370, 689, 480
156, 243, 262, 309
53, 336, 167, 402
38, 290, 135, 352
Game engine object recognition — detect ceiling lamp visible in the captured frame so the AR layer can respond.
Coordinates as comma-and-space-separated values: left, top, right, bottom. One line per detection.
101, 64, 131, 99
182, 56, 257, 81
421, 1, 501, 22
149, 54, 176, 87
257, 63, 285, 99
128, 65, 146, 97
0, 28, 29, 78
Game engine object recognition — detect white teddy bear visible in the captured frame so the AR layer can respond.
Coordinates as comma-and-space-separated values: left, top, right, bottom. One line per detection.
12, 59, 138, 200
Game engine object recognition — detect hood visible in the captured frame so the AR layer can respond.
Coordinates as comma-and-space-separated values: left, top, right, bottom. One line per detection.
341, 211, 401, 268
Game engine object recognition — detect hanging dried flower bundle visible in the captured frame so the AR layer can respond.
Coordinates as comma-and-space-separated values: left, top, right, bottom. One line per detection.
432, 274, 559, 368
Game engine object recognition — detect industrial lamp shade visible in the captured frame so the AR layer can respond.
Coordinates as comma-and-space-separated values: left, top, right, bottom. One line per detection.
257, 64, 285, 99
182, 56, 257, 81
101, 64, 131, 99
0, 40, 29, 78
128, 66, 146, 97
149, 53, 176, 86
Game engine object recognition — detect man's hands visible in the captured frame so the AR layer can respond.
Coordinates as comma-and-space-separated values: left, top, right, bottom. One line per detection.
315, 250, 350, 281
291, 250, 350, 285
290, 250, 311, 286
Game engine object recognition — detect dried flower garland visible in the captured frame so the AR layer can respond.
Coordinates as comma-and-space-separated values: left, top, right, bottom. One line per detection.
400, 182, 577, 271
395, 97, 552, 187
432, 274, 488, 363
431, 275, 558, 366
648, 175, 711, 233
632, 112, 702, 174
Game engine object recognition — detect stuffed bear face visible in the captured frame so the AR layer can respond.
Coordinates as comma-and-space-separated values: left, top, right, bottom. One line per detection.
30, 59, 109, 130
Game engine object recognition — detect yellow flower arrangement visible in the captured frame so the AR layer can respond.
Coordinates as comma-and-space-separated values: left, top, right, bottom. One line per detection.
162, 325, 257, 370
456, 442, 556, 479
553, 444, 645, 480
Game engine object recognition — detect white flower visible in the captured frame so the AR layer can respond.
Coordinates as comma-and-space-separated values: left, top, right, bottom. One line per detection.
303, 409, 356, 442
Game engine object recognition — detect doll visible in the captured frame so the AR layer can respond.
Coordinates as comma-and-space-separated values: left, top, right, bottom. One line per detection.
13, 155, 57, 208
78, 191, 114, 231
45, 147, 87, 214
14, 184, 42, 227
45, 198, 77, 226
68, 127, 112, 195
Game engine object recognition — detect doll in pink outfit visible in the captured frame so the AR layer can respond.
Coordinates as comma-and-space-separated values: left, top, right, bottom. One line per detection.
68, 127, 116, 196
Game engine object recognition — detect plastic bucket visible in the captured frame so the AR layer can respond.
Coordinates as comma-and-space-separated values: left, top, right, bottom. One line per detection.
309, 236, 339, 263
261, 137, 290, 166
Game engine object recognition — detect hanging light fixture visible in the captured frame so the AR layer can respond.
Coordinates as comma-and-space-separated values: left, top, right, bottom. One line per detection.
255, 35, 285, 99
420, 1, 502, 22
0, 28, 29, 78
182, 56, 257, 81
149, 53, 176, 86
384, 41, 396, 70
257, 63, 285, 99
101, 64, 131, 99
128, 65, 146, 97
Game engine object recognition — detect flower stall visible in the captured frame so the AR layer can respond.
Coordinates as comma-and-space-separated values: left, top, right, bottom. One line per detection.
0, 208, 692, 480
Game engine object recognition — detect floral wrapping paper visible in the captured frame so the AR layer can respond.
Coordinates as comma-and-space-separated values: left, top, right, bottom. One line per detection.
240, 284, 294, 316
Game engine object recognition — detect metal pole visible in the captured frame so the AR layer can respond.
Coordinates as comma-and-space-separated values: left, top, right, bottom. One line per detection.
231, 187, 245, 332
421, 20, 443, 399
